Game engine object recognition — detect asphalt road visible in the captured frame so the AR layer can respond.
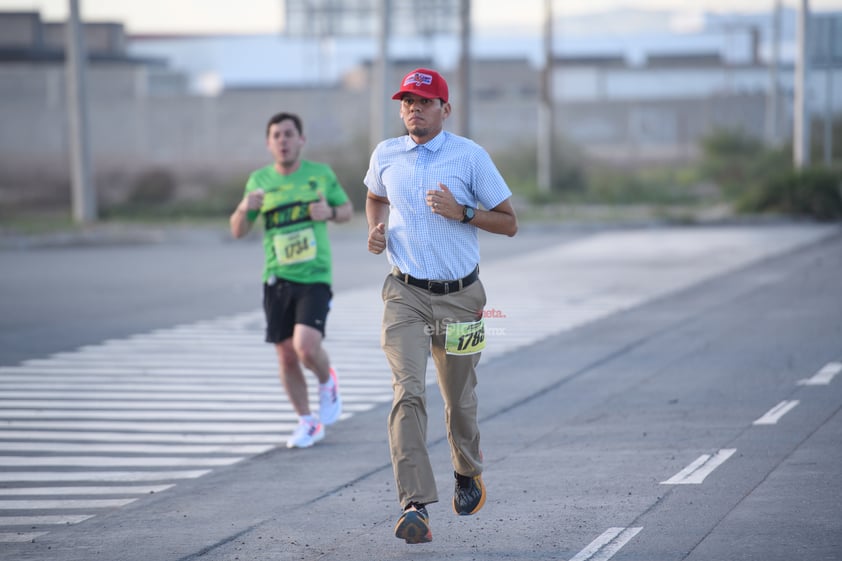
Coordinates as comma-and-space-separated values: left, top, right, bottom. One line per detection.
0, 220, 840, 561
0, 218, 582, 367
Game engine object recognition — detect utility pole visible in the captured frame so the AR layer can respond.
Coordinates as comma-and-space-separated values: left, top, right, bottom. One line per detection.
537, 0, 554, 193
457, 0, 471, 137
821, 17, 836, 166
66, 0, 96, 222
765, 0, 782, 146
794, 0, 811, 168
370, 0, 391, 152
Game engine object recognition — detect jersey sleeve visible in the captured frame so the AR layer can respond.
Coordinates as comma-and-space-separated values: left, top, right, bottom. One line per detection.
243, 171, 262, 221
324, 166, 350, 207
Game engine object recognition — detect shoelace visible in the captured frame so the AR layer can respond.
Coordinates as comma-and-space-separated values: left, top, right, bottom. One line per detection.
455, 473, 474, 489
405, 503, 428, 519
320, 385, 337, 402
455, 475, 480, 508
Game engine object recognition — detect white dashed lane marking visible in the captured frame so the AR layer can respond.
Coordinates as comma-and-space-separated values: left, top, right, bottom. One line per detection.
569, 527, 643, 561
797, 361, 842, 386
753, 400, 800, 425
661, 448, 737, 485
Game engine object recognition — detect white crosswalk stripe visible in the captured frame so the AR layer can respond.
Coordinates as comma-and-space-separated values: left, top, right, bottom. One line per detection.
0, 302, 394, 542
0, 225, 834, 542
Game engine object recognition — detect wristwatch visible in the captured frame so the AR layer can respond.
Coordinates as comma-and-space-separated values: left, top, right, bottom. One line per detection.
461, 205, 476, 223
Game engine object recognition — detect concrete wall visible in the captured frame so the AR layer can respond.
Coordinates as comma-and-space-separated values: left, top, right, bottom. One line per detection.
0, 61, 771, 210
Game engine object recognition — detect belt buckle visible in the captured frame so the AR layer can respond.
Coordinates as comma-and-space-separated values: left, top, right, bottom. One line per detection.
428, 280, 448, 294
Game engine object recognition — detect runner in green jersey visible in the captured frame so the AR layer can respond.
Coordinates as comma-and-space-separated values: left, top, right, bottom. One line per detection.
246, 160, 346, 286
230, 112, 353, 448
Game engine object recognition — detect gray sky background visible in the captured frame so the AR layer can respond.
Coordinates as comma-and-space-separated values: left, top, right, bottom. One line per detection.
1, 0, 841, 35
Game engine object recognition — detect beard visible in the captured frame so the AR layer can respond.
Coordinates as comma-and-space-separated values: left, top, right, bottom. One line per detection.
404, 118, 433, 138
406, 123, 431, 138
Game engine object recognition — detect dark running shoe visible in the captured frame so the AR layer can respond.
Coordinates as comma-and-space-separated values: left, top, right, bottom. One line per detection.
453, 472, 486, 515
394, 503, 432, 544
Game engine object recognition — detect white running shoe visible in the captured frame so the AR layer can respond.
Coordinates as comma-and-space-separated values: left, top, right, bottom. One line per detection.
319, 368, 343, 426
286, 418, 325, 448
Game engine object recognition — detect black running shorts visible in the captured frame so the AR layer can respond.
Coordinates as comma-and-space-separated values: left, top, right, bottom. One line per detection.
262, 279, 332, 343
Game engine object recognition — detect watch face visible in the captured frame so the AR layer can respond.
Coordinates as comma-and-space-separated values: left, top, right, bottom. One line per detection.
463, 206, 475, 222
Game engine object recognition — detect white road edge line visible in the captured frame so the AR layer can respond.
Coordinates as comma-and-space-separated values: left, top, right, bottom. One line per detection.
753, 400, 799, 425
797, 362, 842, 386
569, 526, 643, 561
661, 449, 737, 485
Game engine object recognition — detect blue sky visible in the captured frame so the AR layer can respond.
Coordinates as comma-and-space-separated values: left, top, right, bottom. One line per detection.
2, 0, 841, 35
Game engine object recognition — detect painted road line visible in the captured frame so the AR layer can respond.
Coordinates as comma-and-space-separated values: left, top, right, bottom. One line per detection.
0, 394, 389, 410
0, 384, 389, 399
0, 485, 174, 496
569, 527, 643, 561
0, 430, 284, 443
0, 470, 211, 483
0, 532, 48, 542
0, 442, 274, 454
0, 381, 388, 393
0, 514, 94, 526
661, 449, 737, 485
0, 498, 138, 509
797, 362, 842, 386
753, 400, 800, 425
1, 409, 302, 421
0, 420, 298, 432
0, 456, 244, 468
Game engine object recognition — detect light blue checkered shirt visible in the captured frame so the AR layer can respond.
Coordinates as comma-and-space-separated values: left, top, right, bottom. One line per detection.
364, 130, 512, 280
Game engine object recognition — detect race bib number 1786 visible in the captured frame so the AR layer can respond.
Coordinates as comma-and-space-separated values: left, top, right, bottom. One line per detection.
445, 319, 486, 355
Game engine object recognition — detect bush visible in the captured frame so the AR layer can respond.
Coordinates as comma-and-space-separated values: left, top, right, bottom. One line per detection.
698, 129, 791, 201
737, 167, 842, 221
492, 138, 587, 203
585, 165, 702, 205
126, 168, 177, 205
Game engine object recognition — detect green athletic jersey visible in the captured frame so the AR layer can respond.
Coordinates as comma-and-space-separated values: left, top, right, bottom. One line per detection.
244, 160, 349, 285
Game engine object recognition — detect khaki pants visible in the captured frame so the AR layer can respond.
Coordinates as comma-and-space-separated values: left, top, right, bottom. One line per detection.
380, 273, 487, 508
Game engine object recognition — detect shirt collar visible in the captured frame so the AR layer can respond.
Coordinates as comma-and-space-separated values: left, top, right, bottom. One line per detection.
402, 130, 446, 152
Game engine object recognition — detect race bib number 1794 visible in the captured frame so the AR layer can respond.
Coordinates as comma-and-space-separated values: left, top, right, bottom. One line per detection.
273, 227, 317, 265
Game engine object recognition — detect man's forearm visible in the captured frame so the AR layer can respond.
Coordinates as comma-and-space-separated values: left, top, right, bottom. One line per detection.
472, 199, 518, 237
366, 194, 389, 228
229, 202, 254, 239
331, 201, 354, 224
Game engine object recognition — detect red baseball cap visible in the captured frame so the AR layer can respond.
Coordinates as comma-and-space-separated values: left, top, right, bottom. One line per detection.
391, 68, 449, 103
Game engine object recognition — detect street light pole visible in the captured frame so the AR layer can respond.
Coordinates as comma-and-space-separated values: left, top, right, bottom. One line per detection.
370, 0, 391, 153
457, 0, 471, 138
794, 0, 811, 168
66, 0, 97, 223
537, 0, 554, 193
765, 0, 782, 146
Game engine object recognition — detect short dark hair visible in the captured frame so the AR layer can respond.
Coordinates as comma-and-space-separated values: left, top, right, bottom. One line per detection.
266, 112, 303, 137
